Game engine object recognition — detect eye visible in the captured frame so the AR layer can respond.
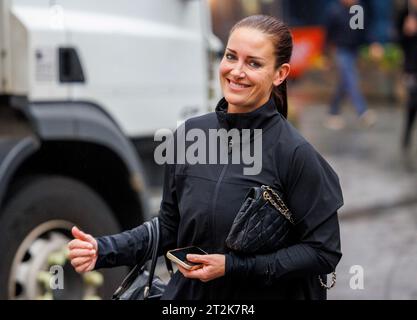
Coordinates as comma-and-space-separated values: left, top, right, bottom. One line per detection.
225, 53, 236, 60
249, 61, 262, 68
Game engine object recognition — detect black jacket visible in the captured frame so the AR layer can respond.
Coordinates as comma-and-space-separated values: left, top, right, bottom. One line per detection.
95, 97, 344, 300
397, 8, 417, 75
325, 2, 366, 52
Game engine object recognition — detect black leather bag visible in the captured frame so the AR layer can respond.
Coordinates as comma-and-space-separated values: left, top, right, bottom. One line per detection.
225, 185, 295, 254
225, 185, 337, 289
112, 217, 173, 300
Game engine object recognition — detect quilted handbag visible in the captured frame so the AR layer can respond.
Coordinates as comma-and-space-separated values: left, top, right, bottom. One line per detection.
225, 185, 294, 254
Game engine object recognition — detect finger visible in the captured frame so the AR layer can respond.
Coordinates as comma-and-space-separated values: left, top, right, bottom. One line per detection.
177, 264, 205, 280
71, 256, 92, 268
71, 226, 95, 244
176, 264, 188, 274
75, 261, 93, 274
177, 265, 193, 277
68, 239, 93, 250
68, 248, 96, 260
186, 254, 210, 264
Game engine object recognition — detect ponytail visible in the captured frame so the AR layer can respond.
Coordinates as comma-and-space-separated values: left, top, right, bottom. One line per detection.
272, 79, 288, 119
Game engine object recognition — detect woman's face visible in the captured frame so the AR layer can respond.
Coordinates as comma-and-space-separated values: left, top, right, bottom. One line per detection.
219, 27, 285, 113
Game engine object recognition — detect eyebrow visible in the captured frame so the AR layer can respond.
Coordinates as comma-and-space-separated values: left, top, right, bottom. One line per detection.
226, 48, 265, 61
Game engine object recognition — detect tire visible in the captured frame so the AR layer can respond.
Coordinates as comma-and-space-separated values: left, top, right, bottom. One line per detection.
0, 175, 127, 300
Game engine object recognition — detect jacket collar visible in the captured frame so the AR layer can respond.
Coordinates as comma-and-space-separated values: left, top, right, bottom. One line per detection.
215, 96, 280, 130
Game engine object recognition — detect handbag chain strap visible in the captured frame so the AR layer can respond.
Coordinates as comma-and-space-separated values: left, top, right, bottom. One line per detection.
261, 185, 295, 224
262, 185, 336, 289
318, 272, 337, 290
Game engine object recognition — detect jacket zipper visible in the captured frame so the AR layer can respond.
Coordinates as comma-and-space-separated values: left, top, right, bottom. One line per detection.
211, 138, 233, 249
208, 138, 232, 300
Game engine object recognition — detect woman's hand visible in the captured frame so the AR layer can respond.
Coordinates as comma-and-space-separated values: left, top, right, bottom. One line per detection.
404, 15, 417, 37
176, 254, 225, 282
68, 226, 98, 273
369, 42, 384, 61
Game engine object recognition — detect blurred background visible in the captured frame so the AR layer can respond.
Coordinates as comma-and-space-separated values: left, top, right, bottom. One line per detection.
0, 0, 416, 300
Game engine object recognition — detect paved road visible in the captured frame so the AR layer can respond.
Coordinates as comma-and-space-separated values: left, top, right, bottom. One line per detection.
329, 203, 417, 299
299, 103, 417, 216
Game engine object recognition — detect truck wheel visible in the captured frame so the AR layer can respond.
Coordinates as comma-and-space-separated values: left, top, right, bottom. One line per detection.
0, 175, 127, 300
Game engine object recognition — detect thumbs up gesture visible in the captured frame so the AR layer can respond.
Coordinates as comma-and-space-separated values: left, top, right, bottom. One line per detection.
68, 226, 98, 273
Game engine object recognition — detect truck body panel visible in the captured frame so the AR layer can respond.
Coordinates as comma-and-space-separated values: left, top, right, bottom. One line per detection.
1, 0, 217, 136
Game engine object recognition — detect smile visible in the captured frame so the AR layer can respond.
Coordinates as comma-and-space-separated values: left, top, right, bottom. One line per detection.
227, 79, 251, 90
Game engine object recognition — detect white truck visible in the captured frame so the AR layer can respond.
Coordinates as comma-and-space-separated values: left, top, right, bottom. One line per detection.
0, 0, 222, 299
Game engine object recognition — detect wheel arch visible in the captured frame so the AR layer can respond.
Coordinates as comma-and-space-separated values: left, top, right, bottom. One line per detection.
0, 99, 153, 230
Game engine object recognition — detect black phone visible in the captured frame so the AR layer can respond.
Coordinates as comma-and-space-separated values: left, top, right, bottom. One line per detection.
166, 246, 208, 270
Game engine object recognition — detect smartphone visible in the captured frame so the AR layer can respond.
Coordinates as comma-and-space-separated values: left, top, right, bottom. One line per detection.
166, 246, 208, 270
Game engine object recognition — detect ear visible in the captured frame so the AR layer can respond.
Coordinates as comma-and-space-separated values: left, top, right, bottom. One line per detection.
273, 63, 291, 87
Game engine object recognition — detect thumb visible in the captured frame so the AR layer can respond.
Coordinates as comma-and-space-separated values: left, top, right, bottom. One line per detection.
187, 254, 209, 264
71, 226, 94, 243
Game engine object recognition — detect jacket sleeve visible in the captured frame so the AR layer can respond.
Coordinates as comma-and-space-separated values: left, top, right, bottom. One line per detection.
94, 152, 180, 269
225, 143, 343, 284
225, 213, 341, 284
94, 224, 150, 269
396, 9, 408, 49
158, 161, 180, 254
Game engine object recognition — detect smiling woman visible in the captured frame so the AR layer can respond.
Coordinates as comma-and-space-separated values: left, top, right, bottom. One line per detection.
68, 14, 343, 301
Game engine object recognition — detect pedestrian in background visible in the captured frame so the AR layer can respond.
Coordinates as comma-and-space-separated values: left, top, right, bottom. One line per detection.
398, 0, 417, 152
324, 0, 376, 130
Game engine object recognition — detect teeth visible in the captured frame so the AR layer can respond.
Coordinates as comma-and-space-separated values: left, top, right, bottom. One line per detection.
229, 80, 249, 89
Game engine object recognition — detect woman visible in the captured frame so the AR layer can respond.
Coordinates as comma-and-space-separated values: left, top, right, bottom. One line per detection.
68, 15, 343, 300
323, 0, 376, 130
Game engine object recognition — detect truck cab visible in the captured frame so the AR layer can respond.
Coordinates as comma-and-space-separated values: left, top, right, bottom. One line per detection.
0, 0, 222, 299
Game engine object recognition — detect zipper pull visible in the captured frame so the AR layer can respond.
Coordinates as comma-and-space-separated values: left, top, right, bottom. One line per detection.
228, 138, 233, 154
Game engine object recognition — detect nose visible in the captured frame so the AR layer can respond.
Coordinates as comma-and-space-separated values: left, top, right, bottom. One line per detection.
230, 63, 246, 79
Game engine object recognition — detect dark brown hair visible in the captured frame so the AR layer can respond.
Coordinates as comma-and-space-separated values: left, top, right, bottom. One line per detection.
230, 15, 293, 118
